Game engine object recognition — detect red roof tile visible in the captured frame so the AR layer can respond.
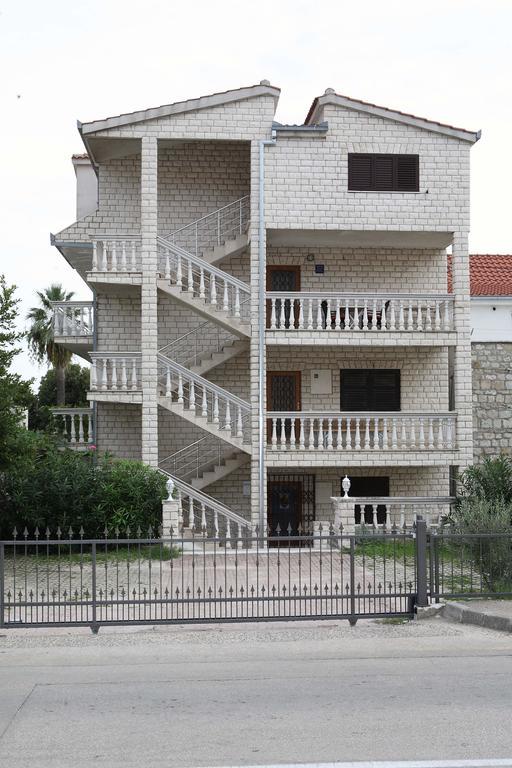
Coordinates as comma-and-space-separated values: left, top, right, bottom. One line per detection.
448, 255, 512, 296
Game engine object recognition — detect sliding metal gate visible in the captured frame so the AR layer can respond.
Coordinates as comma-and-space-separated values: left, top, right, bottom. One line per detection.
0, 526, 419, 631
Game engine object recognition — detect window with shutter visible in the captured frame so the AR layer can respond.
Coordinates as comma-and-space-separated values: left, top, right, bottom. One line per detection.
348, 154, 419, 191
340, 369, 400, 411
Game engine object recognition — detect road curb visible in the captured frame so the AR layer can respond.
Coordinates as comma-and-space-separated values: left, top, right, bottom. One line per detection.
442, 601, 512, 633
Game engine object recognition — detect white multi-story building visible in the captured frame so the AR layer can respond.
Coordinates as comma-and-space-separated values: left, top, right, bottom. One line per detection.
51, 82, 480, 538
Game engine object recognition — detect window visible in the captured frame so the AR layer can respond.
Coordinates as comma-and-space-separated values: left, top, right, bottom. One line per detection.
348, 154, 419, 191
340, 369, 400, 411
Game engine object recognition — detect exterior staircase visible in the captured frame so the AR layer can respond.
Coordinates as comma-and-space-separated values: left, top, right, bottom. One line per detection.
157, 198, 254, 539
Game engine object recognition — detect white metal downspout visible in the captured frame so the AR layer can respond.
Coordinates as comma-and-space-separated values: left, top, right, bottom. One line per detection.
258, 134, 276, 529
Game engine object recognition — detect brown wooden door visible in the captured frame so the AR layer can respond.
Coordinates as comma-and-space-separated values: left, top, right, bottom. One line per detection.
266, 266, 301, 328
267, 480, 303, 540
267, 371, 301, 443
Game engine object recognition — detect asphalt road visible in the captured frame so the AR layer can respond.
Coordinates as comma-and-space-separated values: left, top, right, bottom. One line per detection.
0, 618, 511, 768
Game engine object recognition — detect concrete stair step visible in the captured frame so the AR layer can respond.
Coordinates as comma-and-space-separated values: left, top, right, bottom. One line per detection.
201, 233, 250, 265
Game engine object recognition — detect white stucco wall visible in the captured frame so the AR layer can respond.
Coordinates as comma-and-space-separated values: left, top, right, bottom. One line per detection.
471, 298, 512, 342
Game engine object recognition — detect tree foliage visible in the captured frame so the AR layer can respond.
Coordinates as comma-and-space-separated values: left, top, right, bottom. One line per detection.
26, 284, 74, 405
0, 275, 33, 469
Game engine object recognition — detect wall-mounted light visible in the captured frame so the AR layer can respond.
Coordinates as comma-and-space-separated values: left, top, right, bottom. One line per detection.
306, 253, 315, 262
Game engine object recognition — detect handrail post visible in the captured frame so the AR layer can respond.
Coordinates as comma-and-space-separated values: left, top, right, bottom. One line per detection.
415, 516, 428, 608
0, 543, 5, 629
349, 536, 357, 626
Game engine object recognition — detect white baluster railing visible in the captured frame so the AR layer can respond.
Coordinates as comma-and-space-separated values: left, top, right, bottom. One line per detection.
162, 196, 250, 258
265, 293, 454, 332
157, 238, 251, 322
51, 408, 94, 446
52, 301, 94, 338
332, 495, 456, 532
158, 355, 251, 443
90, 353, 142, 392
266, 412, 457, 451
91, 237, 141, 273
159, 471, 252, 545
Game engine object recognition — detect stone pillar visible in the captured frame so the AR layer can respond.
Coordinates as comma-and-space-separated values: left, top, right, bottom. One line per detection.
140, 137, 159, 466
162, 499, 180, 535
451, 232, 473, 468
249, 140, 263, 530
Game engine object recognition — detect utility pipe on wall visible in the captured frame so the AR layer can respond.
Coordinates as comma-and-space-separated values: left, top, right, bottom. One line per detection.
258, 134, 276, 529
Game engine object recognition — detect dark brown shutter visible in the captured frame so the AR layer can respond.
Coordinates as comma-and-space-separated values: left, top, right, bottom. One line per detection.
340, 370, 370, 409
348, 155, 373, 190
396, 155, 419, 191
348, 154, 419, 191
374, 156, 394, 190
340, 369, 400, 410
372, 370, 401, 410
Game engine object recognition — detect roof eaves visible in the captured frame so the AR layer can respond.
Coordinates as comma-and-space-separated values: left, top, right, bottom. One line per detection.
272, 121, 328, 136
306, 92, 480, 143
81, 83, 281, 136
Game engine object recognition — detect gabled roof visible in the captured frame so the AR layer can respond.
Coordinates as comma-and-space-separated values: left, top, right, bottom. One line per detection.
306, 89, 480, 143
448, 255, 512, 296
79, 82, 280, 135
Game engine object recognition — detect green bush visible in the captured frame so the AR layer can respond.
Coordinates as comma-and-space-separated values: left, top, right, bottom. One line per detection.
450, 497, 512, 592
458, 455, 512, 504
0, 431, 167, 538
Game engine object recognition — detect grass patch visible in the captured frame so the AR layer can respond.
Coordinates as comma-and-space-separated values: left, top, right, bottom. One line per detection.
377, 617, 411, 625
5, 544, 182, 565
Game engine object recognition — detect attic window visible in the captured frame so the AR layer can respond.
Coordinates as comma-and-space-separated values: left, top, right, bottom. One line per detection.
348, 154, 419, 192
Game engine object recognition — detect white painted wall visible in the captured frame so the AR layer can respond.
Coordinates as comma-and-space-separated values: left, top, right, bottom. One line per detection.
72, 157, 98, 220
471, 298, 512, 341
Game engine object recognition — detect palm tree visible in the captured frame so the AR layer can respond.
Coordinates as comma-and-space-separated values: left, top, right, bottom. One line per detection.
27, 284, 74, 405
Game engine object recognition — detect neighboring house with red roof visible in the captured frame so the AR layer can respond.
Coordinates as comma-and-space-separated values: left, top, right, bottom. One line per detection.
467, 255, 512, 459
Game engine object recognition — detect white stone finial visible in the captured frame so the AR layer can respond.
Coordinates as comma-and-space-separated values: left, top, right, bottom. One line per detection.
166, 477, 175, 500
324, 88, 335, 95
342, 475, 351, 498
260, 79, 271, 86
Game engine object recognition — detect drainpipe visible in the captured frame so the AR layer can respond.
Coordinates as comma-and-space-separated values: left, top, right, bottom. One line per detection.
91, 287, 98, 462
258, 133, 276, 529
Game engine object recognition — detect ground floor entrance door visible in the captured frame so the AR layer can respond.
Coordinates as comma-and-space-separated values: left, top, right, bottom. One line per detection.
267, 481, 303, 541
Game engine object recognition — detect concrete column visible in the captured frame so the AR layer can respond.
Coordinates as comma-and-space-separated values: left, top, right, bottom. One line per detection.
451, 232, 473, 468
140, 137, 159, 466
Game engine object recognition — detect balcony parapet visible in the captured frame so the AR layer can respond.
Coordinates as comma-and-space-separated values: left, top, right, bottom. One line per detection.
90, 352, 142, 393
267, 411, 457, 452
331, 493, 455, 534
90, 236, 141, 274
266, 293, 454, 334
51, 407, 94, 448
52, 301, 94, 338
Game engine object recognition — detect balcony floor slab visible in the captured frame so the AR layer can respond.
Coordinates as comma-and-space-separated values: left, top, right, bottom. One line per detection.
88, 391, 142, 405
265, 331, 456, 347
265, 450, 458, 468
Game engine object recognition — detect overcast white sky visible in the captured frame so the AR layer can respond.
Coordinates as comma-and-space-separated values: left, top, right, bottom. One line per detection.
1, 0, 511, 384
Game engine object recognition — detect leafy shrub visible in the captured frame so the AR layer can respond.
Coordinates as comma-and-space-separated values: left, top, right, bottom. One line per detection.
450, 497, 512, 591
0, 431, 167, 538
458, 455, 512, 504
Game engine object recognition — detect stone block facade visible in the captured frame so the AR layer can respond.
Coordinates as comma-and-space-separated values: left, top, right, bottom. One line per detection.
472, 343, 512, 459
52, 83, 479, 537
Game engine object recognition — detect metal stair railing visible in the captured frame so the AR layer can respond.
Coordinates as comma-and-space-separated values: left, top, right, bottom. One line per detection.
162, 196, 250, 258
157, 237, 251, 323
158, 353, 251, 444
159, 469, 252, 540
158, 321, 239, 370
159, 435, 239, 484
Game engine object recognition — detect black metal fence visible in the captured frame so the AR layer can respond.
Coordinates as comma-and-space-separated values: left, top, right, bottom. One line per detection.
1, 521, 510, 631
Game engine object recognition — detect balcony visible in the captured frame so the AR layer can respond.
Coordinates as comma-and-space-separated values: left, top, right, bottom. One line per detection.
88, 236, 142, 286
88, 352, 142, 403
51, 408, 94, 448
266, 411, 457, 467
265, 292, 455, 346
52, 301, 94, 358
